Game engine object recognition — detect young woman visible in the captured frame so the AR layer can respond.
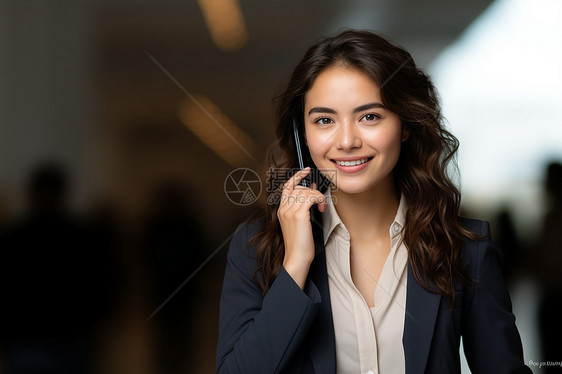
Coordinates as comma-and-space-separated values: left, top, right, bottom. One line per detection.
215, 29, 530, 374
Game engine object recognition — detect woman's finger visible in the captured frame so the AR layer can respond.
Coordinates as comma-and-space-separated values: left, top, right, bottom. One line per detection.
283, 188, 327, 213
283, 167, 311, 191
302, 181, 327, 213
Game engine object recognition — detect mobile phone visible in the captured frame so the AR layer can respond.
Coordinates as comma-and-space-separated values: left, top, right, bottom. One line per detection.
293, 119, 310, 187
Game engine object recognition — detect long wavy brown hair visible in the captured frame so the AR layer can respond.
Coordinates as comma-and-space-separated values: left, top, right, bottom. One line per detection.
249, 29, 477, 307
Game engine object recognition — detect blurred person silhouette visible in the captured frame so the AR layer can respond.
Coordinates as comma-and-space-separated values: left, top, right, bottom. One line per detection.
0, 162, 108, 374
142, 181, 203, 374
83, 199, 122, 317
535, 161, 562, 372
494, 207, 521, 286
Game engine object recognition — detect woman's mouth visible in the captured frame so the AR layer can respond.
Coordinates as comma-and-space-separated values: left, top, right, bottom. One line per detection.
331, 157, 373, 172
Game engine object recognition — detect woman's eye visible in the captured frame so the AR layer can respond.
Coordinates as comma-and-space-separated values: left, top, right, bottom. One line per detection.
314, 117, 334, 125
361, 113, 380, 122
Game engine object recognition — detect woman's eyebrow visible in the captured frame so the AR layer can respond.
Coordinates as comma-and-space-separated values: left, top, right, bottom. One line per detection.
308, 106, 336, 115
353, 102, 386, 113
308, 102, 386, 116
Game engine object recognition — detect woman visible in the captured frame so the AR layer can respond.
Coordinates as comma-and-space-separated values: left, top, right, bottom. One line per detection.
215, 29, 530, 374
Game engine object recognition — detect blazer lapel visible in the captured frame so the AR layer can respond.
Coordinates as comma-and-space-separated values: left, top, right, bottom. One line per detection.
403, 262, 441, 374
307, 212, 337, 374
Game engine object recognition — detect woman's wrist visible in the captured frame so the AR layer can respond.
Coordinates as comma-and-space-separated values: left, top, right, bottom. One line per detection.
283, 257, 312, 290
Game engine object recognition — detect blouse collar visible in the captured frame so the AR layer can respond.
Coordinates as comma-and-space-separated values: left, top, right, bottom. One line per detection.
322, 187, 407, 245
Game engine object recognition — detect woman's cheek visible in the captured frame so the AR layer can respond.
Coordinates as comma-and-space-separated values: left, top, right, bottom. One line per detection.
307, 133, 332, 160
365, 127, 401, 154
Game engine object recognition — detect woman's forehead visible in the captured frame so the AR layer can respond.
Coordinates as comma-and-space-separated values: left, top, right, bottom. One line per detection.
304, 66, 382, 111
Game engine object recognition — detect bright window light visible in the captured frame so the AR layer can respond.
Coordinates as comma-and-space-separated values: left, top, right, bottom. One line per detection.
430, 0, 562, 229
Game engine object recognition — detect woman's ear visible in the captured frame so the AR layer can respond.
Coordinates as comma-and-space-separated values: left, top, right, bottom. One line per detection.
401, 126, 410, 142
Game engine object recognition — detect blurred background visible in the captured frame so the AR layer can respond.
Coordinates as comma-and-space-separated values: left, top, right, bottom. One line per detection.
0, 0, 560, 373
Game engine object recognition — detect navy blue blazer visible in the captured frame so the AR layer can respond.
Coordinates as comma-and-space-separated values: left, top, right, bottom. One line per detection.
215, 215, 531, 373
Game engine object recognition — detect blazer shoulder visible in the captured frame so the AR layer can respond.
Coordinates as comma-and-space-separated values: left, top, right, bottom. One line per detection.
458, 217, 502, 278
458, 216, 490, 237
226, 218, 266, 270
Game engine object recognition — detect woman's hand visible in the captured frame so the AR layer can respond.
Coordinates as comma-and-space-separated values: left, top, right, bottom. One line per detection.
277, 167, 327, 289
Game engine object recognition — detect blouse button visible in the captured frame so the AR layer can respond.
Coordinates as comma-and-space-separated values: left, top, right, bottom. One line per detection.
392, 222, 401, 234
366, 371, 374, 374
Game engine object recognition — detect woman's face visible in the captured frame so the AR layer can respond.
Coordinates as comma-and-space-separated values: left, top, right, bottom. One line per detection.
304, 65, 407, 196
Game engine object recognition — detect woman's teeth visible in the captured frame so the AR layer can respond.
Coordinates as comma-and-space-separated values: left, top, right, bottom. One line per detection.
334, 158, 370, 166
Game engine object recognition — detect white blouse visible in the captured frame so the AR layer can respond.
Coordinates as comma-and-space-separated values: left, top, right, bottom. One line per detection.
322, 188, 408, 374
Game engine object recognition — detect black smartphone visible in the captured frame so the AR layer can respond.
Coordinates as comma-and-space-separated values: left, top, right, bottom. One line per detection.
293, 119, 310, 188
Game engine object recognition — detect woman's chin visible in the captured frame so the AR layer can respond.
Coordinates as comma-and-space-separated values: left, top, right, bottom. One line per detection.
331, 181, 371, 196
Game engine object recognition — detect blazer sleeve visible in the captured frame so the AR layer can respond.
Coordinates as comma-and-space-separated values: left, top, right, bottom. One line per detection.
461, 220, 531, 373
215, 222, 322, 374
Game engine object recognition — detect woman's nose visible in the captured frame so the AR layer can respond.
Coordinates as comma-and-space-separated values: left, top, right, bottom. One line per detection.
335, 120, 361, 151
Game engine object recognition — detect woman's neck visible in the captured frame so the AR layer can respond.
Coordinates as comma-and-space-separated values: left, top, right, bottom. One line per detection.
331, 180, 400, 242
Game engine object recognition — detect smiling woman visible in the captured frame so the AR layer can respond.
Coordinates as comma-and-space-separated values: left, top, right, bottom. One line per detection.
215, 29, 531, 374
304, 65, 406, 195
